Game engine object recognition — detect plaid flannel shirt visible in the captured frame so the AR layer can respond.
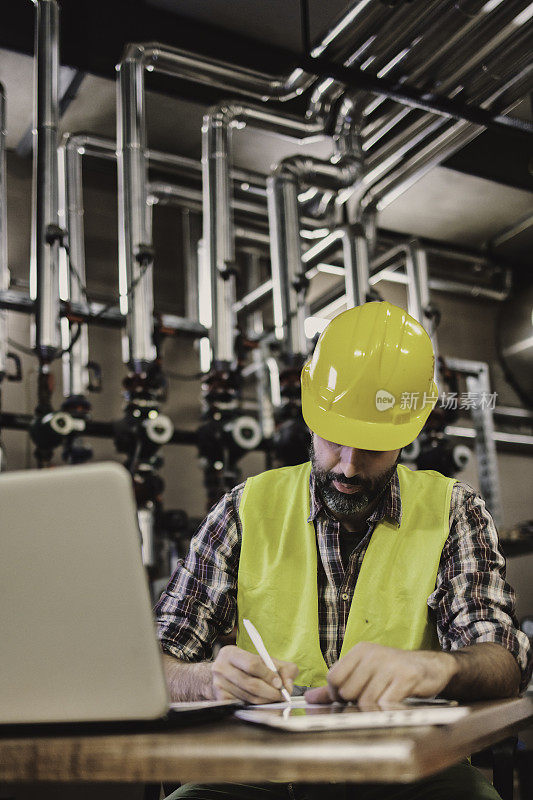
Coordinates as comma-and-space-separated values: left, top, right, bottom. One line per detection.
155, 467, 532, 692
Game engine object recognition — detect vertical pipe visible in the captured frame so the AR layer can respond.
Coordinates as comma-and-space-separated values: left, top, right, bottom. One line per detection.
0, 83, 8, 378
341, 224, 370, 308
30, 0, 61, 360
59, 139, 89, 395
267, 170, 306, 355
245, 250, 275, 439
201, 109, 236, 364
181, 209, 201, 322
116, 46, 156, 370
197, 237, 212, 372
245, 250, 264, 338
138, 506, 156, 568
405, 245, 422, 322
405, 241, 439, 366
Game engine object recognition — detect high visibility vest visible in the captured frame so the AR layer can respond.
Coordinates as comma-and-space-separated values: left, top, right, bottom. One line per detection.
236, 461, 455, 688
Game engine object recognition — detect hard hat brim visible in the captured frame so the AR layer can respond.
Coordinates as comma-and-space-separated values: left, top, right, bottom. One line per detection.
301, 389, 437, 451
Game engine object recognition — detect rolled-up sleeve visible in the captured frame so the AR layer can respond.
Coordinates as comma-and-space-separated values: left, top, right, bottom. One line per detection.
154, 484, 244, 662
428, 482, 532, 692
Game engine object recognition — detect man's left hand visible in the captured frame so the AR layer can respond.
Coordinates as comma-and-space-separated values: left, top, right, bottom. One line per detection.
304, 642, 458, 709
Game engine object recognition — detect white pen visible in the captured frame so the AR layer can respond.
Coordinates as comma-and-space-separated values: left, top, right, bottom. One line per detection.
242, 618, 293, 704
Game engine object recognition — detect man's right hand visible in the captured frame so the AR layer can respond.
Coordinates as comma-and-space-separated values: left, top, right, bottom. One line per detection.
210, 645, 299, 704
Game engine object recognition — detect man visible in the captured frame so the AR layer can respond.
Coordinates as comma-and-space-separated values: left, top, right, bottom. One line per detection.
156, 301, 531, 799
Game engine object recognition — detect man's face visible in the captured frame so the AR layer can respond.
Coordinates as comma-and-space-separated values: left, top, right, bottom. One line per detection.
309, 434, 401, 519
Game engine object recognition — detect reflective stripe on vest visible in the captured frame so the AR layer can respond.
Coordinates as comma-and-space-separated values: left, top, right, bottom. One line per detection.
236, 461, 455, 688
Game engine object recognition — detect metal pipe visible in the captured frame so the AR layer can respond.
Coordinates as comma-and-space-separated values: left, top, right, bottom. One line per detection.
341, 224, 370, 308
310, 0, 396, 61
117, 3, 403, 369
360, 63, 532, 214
445, 426, 533, 450
30, 0, 61, 360
116, 48, 155, 370
489, 211, 533, 251
116, 35, 322, 369
405, 241, 439, 366
0, 83, 8, 378
62, 132, 267, 192
304, 49, 532, 139
58, 137, 90, 395
336, 8, 530, 220
245, 251, 275, 439
360, 0, 527, 151
149, 181, 267, 218
202, 108, 235, 363
182, 209, 201, 323
129, 42, 315, 102
234, 227, 270, 246
265, 89, 362, 352
266, 168, 304, 354
202, 102, 324, 362
234, 223, 513, 320
352, 2, 532, 187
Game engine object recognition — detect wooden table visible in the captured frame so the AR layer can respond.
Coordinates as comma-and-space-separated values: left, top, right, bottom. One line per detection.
0, 697, 532, 786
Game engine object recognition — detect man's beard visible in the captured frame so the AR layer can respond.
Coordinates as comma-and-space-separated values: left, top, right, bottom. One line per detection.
309, 439, 400, 519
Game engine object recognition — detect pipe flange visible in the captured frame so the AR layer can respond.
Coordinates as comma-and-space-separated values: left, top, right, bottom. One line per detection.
144, 413, 174, 444
226, 415, 262, 451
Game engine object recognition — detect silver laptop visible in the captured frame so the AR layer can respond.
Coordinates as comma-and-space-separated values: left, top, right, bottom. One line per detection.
0, 462, 236, 726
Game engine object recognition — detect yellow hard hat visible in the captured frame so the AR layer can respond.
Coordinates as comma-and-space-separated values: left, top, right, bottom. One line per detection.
301, 301, 438, 450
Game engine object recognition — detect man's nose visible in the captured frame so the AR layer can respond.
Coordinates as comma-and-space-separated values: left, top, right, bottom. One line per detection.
339, 446, 361, 478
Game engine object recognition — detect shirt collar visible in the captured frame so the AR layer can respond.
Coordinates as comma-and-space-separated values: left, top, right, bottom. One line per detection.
308, 465, 402, 529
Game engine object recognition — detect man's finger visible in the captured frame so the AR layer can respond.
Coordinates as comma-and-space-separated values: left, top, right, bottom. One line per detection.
377, 678, 415, 708
327, 645, 367, 690
225, 647, 280, 687
357, 675, 394, 710
274, 659, 299, 681
304, 685, 332, 704
278, 663, 299, 695
213, 674, 261, 704
213, 662, 283, 703
333, 661, 375, 702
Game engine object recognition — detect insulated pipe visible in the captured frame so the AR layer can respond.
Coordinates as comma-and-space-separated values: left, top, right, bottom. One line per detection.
347, 5, 532, 208
117, 50, 155, 370
310, 0, 395, 62
341, 225, 370, 309
116, 41, 316, 369
245, 250, 275, 439
125, 43, 314, 103
233, 229, 345, 315
182, 209, 201, 324
266, 141, 362, 353
361, 0, 531, 164
356, 0, 520, 136
0, 84, 8, 378
58, 137, 89, 395
30, 0, 61, 361
489, 211, 533, 252
149, 181, 267, 218
266, 167, 303, 354
405, 241, 439, 368
202, 102, 324, 363
358, 62, 532, 215
355, 9, 533, 207
61, 131, 267, 192
202, 110, 235, 362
